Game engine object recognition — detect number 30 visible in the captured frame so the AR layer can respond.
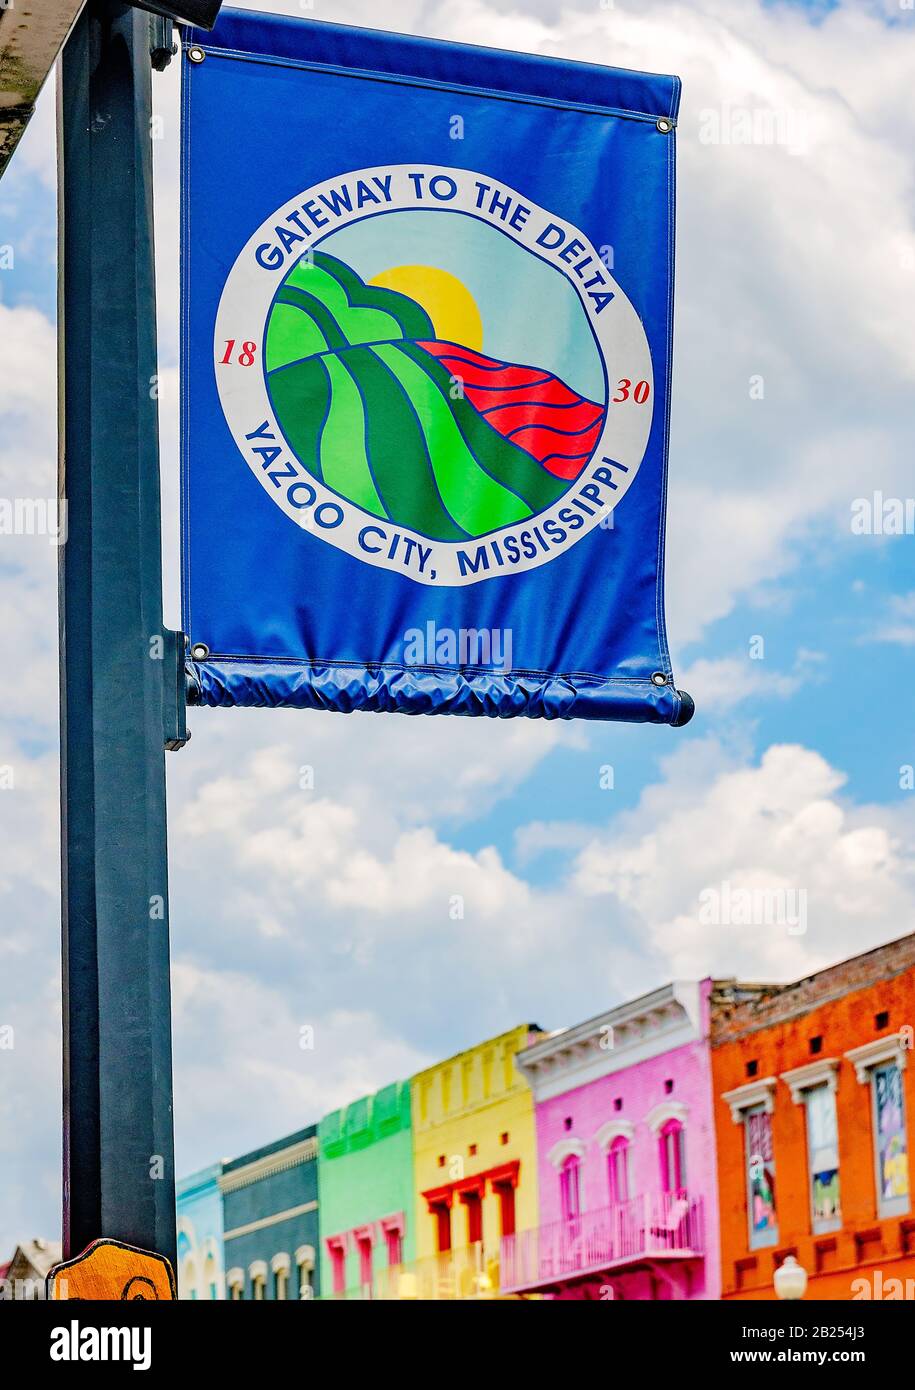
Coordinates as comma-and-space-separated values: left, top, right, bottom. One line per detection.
614, 378, 650, 404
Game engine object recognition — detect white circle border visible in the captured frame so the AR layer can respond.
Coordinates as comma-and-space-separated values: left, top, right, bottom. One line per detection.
213, 164, 654, 587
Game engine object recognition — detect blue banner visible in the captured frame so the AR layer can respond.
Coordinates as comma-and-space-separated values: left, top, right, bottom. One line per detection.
180, 9, 691, 723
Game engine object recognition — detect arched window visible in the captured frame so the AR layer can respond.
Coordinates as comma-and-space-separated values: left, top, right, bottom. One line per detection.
659, 1119, 686, 1196
607, 1135, 630, 1205
559, 1155, 582, 1225
272, 1252, 291, 1301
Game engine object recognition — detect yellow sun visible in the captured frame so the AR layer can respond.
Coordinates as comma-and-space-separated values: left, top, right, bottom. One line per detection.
368, 264, 483, 351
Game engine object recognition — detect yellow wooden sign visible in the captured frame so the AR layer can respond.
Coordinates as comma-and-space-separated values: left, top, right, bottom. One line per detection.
48, 1239, 176, 1301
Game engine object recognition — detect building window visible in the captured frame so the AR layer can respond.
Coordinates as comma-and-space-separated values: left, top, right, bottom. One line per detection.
871, 1062, 910, 1218
327, 1239, 346, 1295
745, 1104, 778, 1249
432, 1201, 452, 1253
226, 1267, 244, 1301
295, 1244, 316, 1301
607, 1136, 630, 1205
461, 1189, 483, 1245
384, 1225, 403, 1267
559, 1155, 582, 1225
357, 1233, 373, 1289
659, 1119, 686, 1196
249, 1260, 267, 1300
271, 1253, 291, 1301
494, 1180, 516, 1238
805, 1084, 841, 1233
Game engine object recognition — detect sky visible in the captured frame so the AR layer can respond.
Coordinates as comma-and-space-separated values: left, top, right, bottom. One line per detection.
321, 209, 606, 399
0, 0, 914, 1245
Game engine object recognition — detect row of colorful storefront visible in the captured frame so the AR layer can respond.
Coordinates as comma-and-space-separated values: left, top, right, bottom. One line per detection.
176, 931, 915, 1300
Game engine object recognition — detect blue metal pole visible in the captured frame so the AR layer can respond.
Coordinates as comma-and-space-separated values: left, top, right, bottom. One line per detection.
58, 0, 179, 1264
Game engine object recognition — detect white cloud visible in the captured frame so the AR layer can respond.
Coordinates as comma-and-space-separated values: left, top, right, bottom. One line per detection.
171, 961, 432, 1170
572, 739, 915, 979
873, 591, 915, 645
3, 0, 915, 1245
676, 646, 825, 712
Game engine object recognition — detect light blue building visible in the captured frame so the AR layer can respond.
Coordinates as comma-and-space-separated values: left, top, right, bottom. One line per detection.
176, 1162, 226, 1299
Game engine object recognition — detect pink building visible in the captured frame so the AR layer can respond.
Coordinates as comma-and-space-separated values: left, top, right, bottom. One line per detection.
503, 982, 721, 1300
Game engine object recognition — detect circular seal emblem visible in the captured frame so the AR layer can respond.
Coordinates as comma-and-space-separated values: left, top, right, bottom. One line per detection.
214, 164, 654, 586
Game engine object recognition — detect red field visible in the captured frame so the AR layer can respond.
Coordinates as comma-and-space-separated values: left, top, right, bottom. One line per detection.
418, 340, 605, 481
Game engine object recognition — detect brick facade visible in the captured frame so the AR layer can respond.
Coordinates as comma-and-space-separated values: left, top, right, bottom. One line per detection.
711, 932, 915, 1300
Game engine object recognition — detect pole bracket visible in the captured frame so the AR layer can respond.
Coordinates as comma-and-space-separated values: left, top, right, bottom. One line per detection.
149, 16, 177, 72
163, 628, 190, 750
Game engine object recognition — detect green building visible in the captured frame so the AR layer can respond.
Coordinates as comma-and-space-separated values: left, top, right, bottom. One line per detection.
318, 1080, 414, 1298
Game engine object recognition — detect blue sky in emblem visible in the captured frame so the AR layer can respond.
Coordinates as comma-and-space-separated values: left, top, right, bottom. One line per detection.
1, 0, 915, 1242
320, 209, 605, 401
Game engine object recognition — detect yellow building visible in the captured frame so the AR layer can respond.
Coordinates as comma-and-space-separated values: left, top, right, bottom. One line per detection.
406, 1024, 543, 1299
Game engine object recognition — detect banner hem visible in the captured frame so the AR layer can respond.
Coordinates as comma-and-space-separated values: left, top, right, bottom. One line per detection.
187, 659, 687, 724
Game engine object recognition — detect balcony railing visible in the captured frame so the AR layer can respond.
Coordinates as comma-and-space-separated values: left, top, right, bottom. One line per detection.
323, 1242, 502, 1300
499, 1193, 705, 1295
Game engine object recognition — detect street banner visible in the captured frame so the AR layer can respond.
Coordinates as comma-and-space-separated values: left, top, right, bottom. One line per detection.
181, 9, 691, 723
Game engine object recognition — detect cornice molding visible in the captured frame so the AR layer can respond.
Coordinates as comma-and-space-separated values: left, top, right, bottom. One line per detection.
515, 983, 704, 1100
779, 1057, 840, 1104
845, 1035, 908, 1084
218, 1136, 317, 1194
721, 1077, 777, 1123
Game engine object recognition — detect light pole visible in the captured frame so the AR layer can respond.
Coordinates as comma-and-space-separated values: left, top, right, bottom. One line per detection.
57, 0, 222, 1270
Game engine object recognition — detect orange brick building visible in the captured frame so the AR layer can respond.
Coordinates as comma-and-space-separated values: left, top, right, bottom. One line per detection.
711, 933, 915, 1300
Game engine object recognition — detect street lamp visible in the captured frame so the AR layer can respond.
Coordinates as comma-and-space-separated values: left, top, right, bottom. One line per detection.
774, 1255, 808, 1301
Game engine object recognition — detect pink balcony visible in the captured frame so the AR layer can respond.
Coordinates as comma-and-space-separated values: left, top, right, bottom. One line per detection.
499, 1193, 705, 1297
